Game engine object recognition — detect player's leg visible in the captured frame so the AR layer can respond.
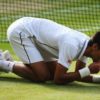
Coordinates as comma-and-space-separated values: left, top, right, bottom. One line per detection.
1, 61, 40, 82
12, 56, 56, 82
45, 61, 57, 80
35, 42, 58, 81
29, 61, 50, 82
10, 45, 50, 82
2, 50, 57, 81
0, 59, 57, 82
0, 50, 39, 82
2, 49, 54, 82
0, 51, 57, 82
6, 27, 50, 82
13, 61, 50, 82
0, 57, 50, 83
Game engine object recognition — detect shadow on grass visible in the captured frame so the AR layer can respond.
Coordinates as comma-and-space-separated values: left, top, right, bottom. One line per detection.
43, 81, 100, 93
0, 74, 100, 95
0, 76, 30, 83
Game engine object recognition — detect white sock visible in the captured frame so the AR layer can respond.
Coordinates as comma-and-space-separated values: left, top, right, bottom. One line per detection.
0, 60, 15, 72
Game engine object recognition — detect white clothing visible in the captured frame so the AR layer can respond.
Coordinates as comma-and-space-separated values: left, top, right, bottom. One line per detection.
7, 17, 90, 68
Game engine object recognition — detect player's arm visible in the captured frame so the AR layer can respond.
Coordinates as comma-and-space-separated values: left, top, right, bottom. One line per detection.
75, 60, 86, 71
75, 60, 93, 82
75, 60, 100, 83
54, 62, 100, 85
54, 63, 79, 84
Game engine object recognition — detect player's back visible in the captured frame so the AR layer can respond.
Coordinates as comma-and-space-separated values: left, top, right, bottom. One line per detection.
20, 17, 71, 47
7, 17, 71, 48
36, 18, 89, 48
7, 17, 90, 59
8, 17, 89, 49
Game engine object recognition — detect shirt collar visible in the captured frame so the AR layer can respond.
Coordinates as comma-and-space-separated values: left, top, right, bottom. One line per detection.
78, 39, 89, 59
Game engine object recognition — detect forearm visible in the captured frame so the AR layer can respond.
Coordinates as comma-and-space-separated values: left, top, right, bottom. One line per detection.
54, 63, 88, 84
62, 72, 80, 83
63, 70, 95, 84
54, 62, 100, 85
77, 75, 100, 83
54, 71, 81, 84
57, 72, 100, 84
54, 67, 95, 84
76, 75, 93, 83
75, 61, 100, 83
60, 67, 91, 84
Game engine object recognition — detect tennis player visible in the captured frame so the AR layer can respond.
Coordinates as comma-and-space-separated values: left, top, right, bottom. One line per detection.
0, 17, 100, 84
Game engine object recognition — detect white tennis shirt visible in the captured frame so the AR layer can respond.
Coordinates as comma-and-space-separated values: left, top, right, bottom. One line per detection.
8, 17, 90, 68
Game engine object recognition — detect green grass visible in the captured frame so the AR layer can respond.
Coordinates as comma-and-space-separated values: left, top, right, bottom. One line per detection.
0, 43, 100, 100
0, 0, 100, 99
0, 0, 100, 42
0, 74, 100, 100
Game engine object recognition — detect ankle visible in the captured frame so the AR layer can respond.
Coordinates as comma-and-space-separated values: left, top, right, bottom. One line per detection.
0, 60, 15, 72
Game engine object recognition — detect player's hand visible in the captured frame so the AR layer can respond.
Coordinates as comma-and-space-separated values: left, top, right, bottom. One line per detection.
88, 62, 100, 74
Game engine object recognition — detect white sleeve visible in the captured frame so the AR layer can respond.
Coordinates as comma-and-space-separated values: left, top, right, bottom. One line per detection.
58, 42, 78, 69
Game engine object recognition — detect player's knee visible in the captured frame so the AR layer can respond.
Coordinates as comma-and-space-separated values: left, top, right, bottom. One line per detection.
37, 71, 50, 82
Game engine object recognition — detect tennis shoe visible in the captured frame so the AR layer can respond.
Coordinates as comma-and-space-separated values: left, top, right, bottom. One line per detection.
3, 50, 13, 61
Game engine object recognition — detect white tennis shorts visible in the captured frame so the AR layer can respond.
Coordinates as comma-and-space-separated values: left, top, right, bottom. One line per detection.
7, 22, 56, 64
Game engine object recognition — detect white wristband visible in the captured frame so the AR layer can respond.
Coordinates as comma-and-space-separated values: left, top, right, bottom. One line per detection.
79, 67, 90, 78
92, 75, 100, 83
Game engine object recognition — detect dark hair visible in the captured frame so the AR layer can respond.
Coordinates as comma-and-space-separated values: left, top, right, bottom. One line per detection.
88, 31, 100, 48
88, 39, 94, 47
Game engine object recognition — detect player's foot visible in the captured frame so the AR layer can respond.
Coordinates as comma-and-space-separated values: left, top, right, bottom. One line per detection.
0, 50, 14, 73
3, 50, 13, 61
0, 60, 8, 72
0, 60, 14, 72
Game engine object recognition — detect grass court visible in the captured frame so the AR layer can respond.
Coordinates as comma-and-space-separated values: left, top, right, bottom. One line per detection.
0, 0, 100, 100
